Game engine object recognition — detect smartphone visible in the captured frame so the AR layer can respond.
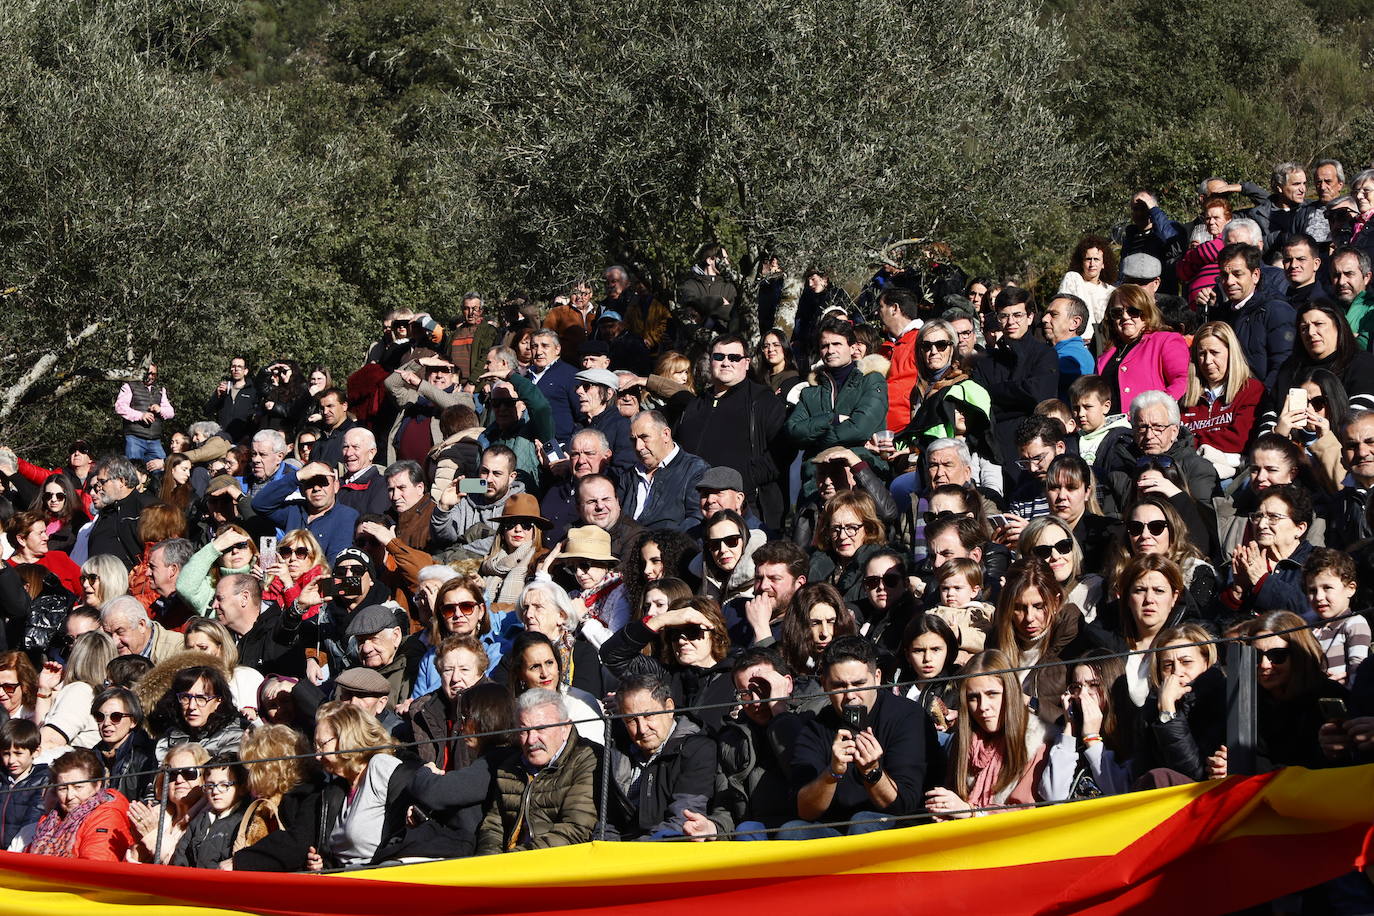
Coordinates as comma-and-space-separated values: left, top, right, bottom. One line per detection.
458, 478, 488, 494
1319, 697, 1348, 723
258, 536, 277, 569
320, 577, 362, 599
840, 704, 869, 734
545, 442, 566, 463
1285, 387, 1308, 415
988, 514, 1009, 529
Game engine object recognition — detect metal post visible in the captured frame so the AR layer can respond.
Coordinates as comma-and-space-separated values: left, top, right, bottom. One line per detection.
152, 768, 170, 862
595, 704, 613, 841
1225, 641, 1258, 776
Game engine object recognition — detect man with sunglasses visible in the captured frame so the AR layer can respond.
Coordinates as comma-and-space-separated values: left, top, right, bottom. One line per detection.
250, 460, 360, 558
572, 367, 636, 476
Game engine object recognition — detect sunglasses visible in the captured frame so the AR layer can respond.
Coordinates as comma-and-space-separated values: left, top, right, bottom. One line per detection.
298, 475, 332, 492
80, 573, 100, 584
706, 533, 743, 550
923, 510, 969, 525
280, 546, 312, 560
1135, 455, 1175, 470
223, 541, 250, 553
1109, 306, 1145, 320
334, 565, 366, 577
667, 624, 710, 641
1031, 538, 1074, 559
0, 683, 20, 694
502, 520, 536, 531
1257, 646, 1292, 665
710, 352, 747, 363
566, 559, 609, 573
1126, 519, 1169, 537
863, 571, 905, 589
441, 601, 482, 617
919, 339, 952, 353
165, 768, 201, 783
94, 711, 133, 724
1311, 396, 1329, 412
44, 492, 66, 502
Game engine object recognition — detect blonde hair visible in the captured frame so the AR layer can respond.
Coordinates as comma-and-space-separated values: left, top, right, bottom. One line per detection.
314, 701, 395, 781
65, 631, 116, 688
154, 741, 211, 799
1183, 322, 1255, 408
80, 554, 129, 606
183, 618, 240, 671
241, 724, 315, 801
1149, 623, 1218, 687
653, 351, 694, 393
279, 529, 328, 572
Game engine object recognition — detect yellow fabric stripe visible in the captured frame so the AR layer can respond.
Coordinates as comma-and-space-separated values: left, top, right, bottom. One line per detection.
1217, 765, 1374, 841
0, 869, 258, 916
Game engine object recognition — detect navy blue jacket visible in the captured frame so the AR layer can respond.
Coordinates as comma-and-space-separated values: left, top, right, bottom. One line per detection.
618, 449, 710, 532
531, 360, 580, 448
1210, 294, 1296, 390
0, 763, 50, 848
581, 407, 636, 478
250, 464, 360, 558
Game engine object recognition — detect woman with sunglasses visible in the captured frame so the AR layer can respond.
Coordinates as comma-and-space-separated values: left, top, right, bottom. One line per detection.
152, 665, 244, 762
78, 554, 129, 610
91, 686, 156, 803
894, 319, 997, 461
0, 651, 38, 722
1265, 302, 1374, 434
1095, 285, 1189, 410
857, 549, 918, 655
808, 490, 889, 604
28, 472, 89, 555
1223, 484, 1317, 618
989, 558, 1082, 724
127, 741, 209, 863
1018, 516, 1104, 624
1106, 495, 1218, 623
262, 529, 329, 620
423, 576, 505, 685
549, 525, 629, 648
778, 583, 857, 676
478, 494, 550, 620
1209, 611, 1348, 777
174, 524, 259, 617
171, 754, 251, 869
1181, 322, 1264, 480
1271, 367, 1351, 492
691, 509, 767, 608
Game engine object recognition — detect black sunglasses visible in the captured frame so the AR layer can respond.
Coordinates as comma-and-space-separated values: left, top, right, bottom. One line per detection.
280, 545, 312, 560
1031, 538, 1074, 559
667, 624, 709, 641
706, 533, 743, 550
1109, 306, 1145, 320
298, 475, 332, 492
710, 352, 747, 363
94, 711, 134, 724
1135, 455, 1175, 470
1125, 519, 1169, 537
863, 571, 905, 589
164, 767, 201, 782
919, 339, 952, 353
1257, 646, 1292, 665
923, 509, 969, 525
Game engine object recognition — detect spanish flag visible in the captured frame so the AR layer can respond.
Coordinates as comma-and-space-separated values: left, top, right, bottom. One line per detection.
1, 765, 1371, 915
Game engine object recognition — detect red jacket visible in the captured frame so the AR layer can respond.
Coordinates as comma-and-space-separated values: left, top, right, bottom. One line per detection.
1181, 377, 1265, 455
6, 551, 81, 596
882, 325, 920, 432
29, 789, 133, 862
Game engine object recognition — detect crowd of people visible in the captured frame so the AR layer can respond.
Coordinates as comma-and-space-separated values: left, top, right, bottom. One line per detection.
0, 164, 1373, 906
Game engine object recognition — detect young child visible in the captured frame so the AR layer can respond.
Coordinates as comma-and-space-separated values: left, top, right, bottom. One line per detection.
1304, 548, 1371, 687
1035, 399, 1077, 435
1069, 375, 1130, 465
0, 719, 50, 850
930, 558, 995, 666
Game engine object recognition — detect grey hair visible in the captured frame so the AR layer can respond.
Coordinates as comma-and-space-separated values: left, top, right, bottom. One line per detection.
926, 437, 972, 468
604, 265, 629, 283
153, 537, 196, 569
1314, 159, 1346, 185
533, 328, 562, 349
344, 427, 377, 450
251, 428, 288, 455
462, 292, 483, 306
571, 428, 610, 451
1271, 162, 1305, 190
1129, 390, 1181, 426
517, 577, 581, 629
101, 594, 149, 627
631, 409, 671, 433
918, 318, 957, 345
516, 686, 568, 718
1352, 168, 1374, 190
1223, 218, 1263, 248
487, 346, 519, 372
81, 554, 129, 600
1048, 293, 1089, 332
1198, 176, 1226, 196
417, 564, 459, 584
92, 456, 138, 489
188, 421, 222, 441
383, 459, 425, 486
1332, 245, 1372, 276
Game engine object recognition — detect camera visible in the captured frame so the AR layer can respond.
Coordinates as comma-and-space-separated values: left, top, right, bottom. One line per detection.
840, 704, 869, 734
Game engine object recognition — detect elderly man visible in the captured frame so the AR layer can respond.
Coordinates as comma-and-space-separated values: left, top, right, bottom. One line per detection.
905, 438, 1002, 560
146, 537, 195, 630
334, 667, 405, 735
212, 573, 308, 677
605, 265, 669, 351
1330, 412, 1374, 549
383, 459, 433, 551
528, 329, 581, 447
619, 411, 709, 532
540, 428, 612, 542
573, 367, 635, 475
387, 351, 471, 464
603, 673, 717, 840
1331, 247, 1374, 348
248, 428, 290, 496
343, 604, 422, 708
1099, 390, 1220, 520
575, 474, 643, 560
430, 444, 526, 557
1040, 294, 1093, 396
1208, 242, 1296, 389
477, 688, 599, 854
101, 594, 182, 665
942, 305, 981, 358
251, 461, 359, 557
1240, 161, 1331, 252
448, 293, 500, 384
86, 457, 145, 568
788, 637, 930, 838
336, 428, 390, 517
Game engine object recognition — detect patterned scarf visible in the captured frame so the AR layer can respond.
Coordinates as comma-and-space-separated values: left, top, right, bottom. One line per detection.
28, 788, 114, 857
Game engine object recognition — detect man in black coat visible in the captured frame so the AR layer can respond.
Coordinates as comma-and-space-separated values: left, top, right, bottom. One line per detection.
619, 411, 710, 532
205, 355, 259, 444
212, 573, 310, 679
87, 456, 147, 569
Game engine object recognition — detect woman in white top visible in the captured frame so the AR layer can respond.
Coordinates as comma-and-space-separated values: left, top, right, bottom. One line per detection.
183, 618, 264, 721
36, 631, 116, 753
308, 702, 403, 870
1057, 234, 1117, 340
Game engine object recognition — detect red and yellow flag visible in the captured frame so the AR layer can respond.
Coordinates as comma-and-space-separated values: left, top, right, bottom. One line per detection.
0, 764, 1370, 916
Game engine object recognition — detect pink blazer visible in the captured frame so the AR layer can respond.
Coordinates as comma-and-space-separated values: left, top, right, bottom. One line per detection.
1096, 330, 1190, 409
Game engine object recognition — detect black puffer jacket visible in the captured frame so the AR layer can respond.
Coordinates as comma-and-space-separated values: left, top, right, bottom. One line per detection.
1135, 666, 1227, 782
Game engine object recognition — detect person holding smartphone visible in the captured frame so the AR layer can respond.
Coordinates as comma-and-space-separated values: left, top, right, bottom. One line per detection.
787, 637, 932, 838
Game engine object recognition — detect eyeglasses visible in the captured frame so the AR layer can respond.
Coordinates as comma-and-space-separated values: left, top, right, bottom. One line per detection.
829, 523, 863, 538
94, 711, 133, 723
863, 571, 906, 590
706, 533, 743, 550
1249, 511, 1292, 525
1126, 519, 1169, 537
80, 573, 100, 584
280, 546, 312, 560
1031, 538, 1074, 559
298, 476, 332, 492
1015, 451, 1055, 470
165, 768, 201, 783
1257, 646, 1292, 665
223, 541, 250, 553
710, 352, 747, 363
176, 692, 219, 707
0, 683, 21, 694
89, 477, 109, 489
667, 625, 709, 641
1108, 306, 1145, 321
919, 339, 952, 353
441, 601, 482, 618
1135, 426, 1175, 440
44, 492, 66, 502
204, 781, 238, 792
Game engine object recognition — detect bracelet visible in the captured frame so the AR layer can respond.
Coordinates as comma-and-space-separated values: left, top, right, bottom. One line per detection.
828, 769, 847, 782
37, 691, 52, 699
1082, 734, 1103, 744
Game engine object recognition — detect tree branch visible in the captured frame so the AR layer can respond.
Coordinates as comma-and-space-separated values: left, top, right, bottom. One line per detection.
0, 320, 103, 423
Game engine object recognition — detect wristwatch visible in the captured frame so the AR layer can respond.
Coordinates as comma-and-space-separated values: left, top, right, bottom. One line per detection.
1158, 709, 1177, 724
861, 762, 884, 785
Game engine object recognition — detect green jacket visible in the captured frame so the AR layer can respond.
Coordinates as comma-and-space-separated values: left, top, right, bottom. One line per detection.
483, 370, 555, 486
477, 731, 599, 854
1346, 291, 1374, 350
175, 542, 252, 617
786, 365, 889, 459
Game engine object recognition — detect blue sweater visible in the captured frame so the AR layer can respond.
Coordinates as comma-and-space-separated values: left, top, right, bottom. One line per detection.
250, 465, 360, 559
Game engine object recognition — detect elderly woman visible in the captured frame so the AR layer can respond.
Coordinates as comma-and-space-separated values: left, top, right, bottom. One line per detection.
307, 702, 408, 870
599, 595, 734, 730
806, 490, 890, 604
1181, 321, 1264, 480
1176, 196, 1232, 304
1057, 234, 1117, 338
548, 525, 629, 648
25, 749, 133, 860
691, 509, 767, 607
79, 554, 129, 610
1018, 516, 1104, 624
1095, 285, 1189, 409
513, 577, 611, 699
1223, 484, 1316, 618
1098, 389, 1220, 519
91, 686, 157, 803
1350, 168, 1374, 256
127, 741, 209, 863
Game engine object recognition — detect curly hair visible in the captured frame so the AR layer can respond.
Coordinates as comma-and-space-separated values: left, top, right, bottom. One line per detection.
621, 528, 697, 614
240, 724, 315, 801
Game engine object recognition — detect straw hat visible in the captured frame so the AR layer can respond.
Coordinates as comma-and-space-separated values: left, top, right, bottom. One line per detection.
558, 525, 617, 564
